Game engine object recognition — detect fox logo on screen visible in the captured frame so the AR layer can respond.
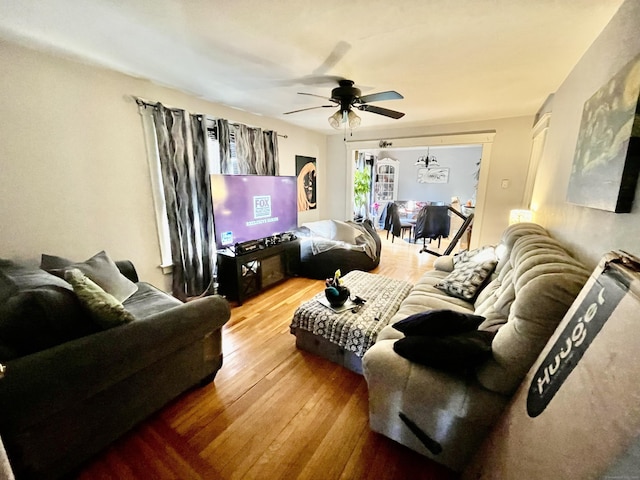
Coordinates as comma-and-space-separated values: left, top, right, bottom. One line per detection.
253, 195, 272, 219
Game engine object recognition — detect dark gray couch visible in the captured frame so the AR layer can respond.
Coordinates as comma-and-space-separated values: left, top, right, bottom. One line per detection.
0, 257, 230, 479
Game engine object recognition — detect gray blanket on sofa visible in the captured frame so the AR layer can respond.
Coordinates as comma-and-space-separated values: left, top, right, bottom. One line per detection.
303, 220, 378, 261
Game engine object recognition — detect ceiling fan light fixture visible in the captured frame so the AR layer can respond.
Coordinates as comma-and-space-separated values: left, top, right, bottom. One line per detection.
328, 110, 343, 129
347, 110, 361, 128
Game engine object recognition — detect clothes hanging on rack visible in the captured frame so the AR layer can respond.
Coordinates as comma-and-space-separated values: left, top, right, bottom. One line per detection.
385, 202, 401, 238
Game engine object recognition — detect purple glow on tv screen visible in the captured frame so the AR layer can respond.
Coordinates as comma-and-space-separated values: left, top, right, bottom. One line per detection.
211, 174, 298, 249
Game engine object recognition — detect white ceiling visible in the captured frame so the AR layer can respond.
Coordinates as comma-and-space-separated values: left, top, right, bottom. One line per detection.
0, 0, 624, 134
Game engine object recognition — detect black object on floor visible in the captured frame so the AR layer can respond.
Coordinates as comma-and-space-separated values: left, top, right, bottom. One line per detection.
399, 411, 443, 455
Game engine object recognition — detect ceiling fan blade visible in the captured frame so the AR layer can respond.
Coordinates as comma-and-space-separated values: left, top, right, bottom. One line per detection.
357, 104, 405, 119
311, 41, 351, 76
283, 105, 335, 115
297, 92, 338, 102
295, 75, 345, 86
358, 91, 404, 103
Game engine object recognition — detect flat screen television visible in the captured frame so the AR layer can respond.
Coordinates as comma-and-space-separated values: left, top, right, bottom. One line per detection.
211, 174, 298, 250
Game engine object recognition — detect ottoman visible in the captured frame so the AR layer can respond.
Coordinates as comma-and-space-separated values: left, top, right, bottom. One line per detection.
290, 270, 413, 373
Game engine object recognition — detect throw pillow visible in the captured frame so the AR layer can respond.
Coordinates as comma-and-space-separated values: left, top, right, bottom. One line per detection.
42, 251, 138, 302
393, 309, 486, 336
64, 268, 135, 330
0, 285, 96, 361
453, 245, 497, 267
435, 260, 497, 301
393, 330, 495, 373
433, 256, 454, 272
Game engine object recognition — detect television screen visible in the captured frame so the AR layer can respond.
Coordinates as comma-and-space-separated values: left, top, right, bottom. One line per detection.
211, 174, 298, 249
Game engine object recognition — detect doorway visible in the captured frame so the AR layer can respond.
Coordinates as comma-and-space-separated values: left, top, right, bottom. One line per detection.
345, 131, 496, 249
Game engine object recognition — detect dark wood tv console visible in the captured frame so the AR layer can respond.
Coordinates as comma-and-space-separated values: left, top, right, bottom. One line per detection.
217, 239, 300, 305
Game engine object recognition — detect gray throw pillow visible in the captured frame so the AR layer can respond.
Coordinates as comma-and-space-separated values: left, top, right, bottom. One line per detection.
435, 260, 498, 301
0, 285, 96, 361
64, 268, 135, 330
42, 251, 138, 302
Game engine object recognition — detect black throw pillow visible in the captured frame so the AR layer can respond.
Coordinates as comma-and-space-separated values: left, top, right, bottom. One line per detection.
393, 309, 486, 336
393, 330, 495, 373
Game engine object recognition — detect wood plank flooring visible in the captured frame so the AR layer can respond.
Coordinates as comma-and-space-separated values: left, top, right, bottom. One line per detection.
78, 232, 461, 480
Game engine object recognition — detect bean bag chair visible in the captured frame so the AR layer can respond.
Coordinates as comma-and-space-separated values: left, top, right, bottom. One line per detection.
294, 219, 381, 280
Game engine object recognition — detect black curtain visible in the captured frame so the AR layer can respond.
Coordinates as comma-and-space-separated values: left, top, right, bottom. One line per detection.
152, 103, 214, 300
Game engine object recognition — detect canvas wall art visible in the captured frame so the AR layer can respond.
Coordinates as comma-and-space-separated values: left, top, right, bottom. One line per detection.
296, 155, 317, 211
566, 53, 640, 213
418, 167, 449, 184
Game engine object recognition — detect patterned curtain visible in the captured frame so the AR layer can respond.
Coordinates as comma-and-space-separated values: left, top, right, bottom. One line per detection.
252, 128, 267, 175
232, 123, 279, 175
216, 119, 232, 174
152, 103, 215, 301
234, 124, 252, 174
263, 130, 280, 175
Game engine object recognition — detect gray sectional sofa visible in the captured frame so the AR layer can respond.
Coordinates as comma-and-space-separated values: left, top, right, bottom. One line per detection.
362, 223, 590, 472
0, 253, 230, 479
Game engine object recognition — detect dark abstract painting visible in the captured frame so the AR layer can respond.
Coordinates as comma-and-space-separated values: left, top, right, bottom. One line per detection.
567, 53, 640, 213
296, 155, 317, 211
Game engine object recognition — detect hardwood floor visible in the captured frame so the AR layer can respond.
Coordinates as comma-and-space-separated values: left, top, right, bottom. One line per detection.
78, 232, 461, 480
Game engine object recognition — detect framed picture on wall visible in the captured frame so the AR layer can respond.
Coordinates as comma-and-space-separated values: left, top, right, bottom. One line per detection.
296, 155, 316, 211
566, 52, 640, 213
418, 167, 449, 184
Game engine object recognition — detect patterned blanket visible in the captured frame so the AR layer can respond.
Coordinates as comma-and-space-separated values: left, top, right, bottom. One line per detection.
291, 271, 413, 357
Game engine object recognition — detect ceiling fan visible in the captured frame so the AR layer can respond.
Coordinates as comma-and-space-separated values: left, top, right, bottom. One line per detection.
284, 79, 405, 129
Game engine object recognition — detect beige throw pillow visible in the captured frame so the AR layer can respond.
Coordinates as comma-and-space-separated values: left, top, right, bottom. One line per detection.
64, 268, 135, 330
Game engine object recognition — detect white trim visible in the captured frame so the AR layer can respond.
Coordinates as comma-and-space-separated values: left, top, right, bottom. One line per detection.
344, 131, 496, 248
138, 105, 173, 272
522, 112, 552, 208
345, 131, 497, 149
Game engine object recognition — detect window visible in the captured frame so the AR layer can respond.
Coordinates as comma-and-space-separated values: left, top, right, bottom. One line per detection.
140, 110, 244, 272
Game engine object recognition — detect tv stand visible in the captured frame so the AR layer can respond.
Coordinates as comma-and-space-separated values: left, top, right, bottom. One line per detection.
217, 239, 300, 305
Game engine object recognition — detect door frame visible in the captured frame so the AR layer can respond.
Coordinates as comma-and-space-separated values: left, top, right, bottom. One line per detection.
344, 130, 496, 248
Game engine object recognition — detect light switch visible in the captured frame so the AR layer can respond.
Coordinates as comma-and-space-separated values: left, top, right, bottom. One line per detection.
501, 179, 510, 189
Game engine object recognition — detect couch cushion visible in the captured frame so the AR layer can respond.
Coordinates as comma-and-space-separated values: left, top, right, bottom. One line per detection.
64, 268, 135, 330
41, 251, 138, 302
494, 222, 548, 274
122, 282, 182, 319
475, 235, 590, 395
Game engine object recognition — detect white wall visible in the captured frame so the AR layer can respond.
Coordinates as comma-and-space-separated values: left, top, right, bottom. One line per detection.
326, 116, 534, 247
0, 41, 326, 291
530, 0, 640, 270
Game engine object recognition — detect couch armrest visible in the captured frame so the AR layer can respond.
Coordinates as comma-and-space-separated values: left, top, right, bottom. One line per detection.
0, 295, 230, 433
115, 260, 139, 283
363, 338, 509, 471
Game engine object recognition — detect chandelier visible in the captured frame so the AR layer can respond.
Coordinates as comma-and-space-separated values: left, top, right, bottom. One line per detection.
415, 147, 438, 167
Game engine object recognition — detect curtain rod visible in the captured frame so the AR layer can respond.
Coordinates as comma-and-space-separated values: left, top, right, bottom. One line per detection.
133, 95, 288, 138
